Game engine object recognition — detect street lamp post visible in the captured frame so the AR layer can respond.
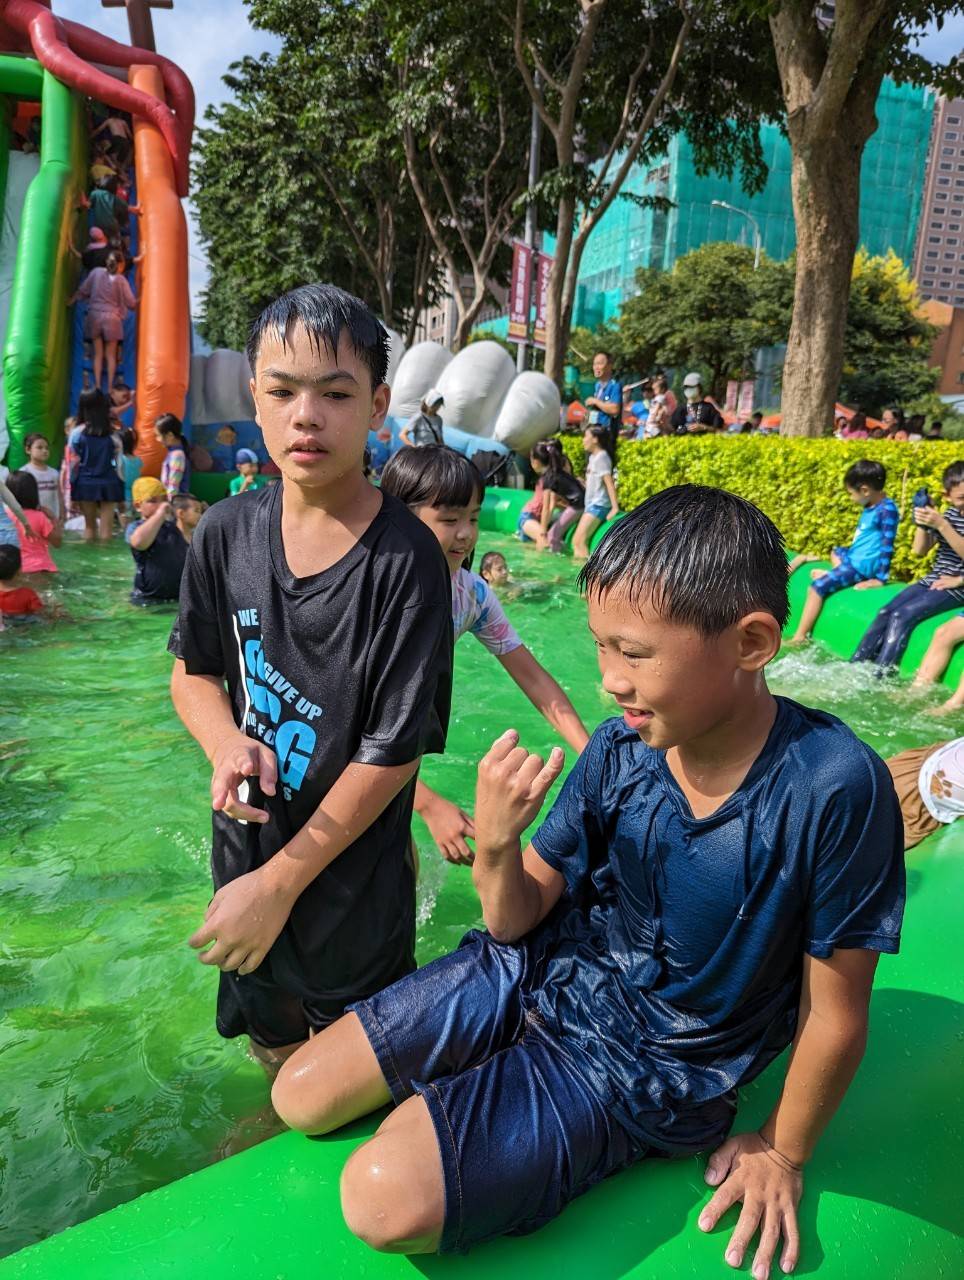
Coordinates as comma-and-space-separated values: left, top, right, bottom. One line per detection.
711, 199, 762, 270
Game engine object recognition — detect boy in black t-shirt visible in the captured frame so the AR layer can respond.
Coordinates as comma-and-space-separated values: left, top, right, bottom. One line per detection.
169, 284, 453, 1075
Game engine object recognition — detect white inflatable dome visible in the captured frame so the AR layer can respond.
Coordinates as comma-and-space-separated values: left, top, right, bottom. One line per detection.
389, 341, 453, 424
436, 341, 516, 437
494, 371, 561, 450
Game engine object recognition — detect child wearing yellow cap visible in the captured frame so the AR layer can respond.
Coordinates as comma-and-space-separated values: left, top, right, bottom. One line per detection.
127, 479, 204, 605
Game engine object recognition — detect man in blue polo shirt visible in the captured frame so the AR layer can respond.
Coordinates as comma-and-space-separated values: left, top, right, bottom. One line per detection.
585, 351, 623, 451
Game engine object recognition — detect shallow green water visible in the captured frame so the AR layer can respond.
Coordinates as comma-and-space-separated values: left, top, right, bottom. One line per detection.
0, 534, 954, 1259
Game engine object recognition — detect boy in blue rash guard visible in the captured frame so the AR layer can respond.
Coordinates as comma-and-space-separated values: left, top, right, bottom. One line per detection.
272, 486, 904, 1277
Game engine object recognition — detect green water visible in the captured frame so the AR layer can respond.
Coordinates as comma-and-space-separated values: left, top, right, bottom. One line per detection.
0, 535, 954, 1259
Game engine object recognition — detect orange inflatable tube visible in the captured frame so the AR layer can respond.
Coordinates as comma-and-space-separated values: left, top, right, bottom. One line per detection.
130, 63, 189, 477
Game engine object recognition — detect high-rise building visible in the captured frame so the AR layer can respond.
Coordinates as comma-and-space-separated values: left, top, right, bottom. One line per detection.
542, 77, 934, 331
912, 93, 964, 307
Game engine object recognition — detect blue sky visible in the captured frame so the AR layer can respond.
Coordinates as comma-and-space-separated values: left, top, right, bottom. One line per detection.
63, 3, 964, 315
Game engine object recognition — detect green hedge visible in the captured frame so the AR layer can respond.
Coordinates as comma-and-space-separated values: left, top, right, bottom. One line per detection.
557, 436, 964, 582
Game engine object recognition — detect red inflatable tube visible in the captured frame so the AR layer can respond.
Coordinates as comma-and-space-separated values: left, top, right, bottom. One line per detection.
0, 0, 193, 194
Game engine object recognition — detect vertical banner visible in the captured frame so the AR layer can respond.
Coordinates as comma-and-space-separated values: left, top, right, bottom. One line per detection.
724, 380, 739, 413
533, 252, 552, 349
737, 381, 755, 419
508, 241, 533, 343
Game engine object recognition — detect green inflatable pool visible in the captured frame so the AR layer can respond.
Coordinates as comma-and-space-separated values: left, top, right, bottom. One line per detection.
1, 496, 961, 1280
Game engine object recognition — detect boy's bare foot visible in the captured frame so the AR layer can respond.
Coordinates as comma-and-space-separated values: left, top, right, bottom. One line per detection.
924, 698, 964, 717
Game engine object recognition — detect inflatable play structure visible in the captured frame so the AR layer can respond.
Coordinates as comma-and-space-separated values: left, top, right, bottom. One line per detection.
0, 489, 960, 1280
0, 0, 191, 476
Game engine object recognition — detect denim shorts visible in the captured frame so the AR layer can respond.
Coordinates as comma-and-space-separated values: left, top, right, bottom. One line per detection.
350, 930, 645, 1253
585, 500, 610, 521
516, 510, 538, 542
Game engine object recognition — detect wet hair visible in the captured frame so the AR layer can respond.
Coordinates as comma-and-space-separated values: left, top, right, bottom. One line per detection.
380, 445, 484, 510
76, 387, 112, 436
480, 551, 507, 578
844, 459, 886, 491
155, 413, 185, 443
579, 484, 789, 635
172, 493, 204, 513
246, 282, 389, 389
942, 461, 964, 490
6, 470, 39, 510
24, 432, 48, 451
120, 428, 137, 456
0, 544, 21, 579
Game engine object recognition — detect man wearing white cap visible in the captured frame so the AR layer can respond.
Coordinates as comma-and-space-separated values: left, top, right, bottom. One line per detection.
400, 389, 445, 448
671, 372, 724, 433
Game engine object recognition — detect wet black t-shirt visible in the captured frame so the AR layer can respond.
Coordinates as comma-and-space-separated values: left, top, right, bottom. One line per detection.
544, 469, 585, 509
126, 518, 188, 604
168, 485, 453, 1006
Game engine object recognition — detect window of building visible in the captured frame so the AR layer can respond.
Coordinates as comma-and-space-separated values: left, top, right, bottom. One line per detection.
940, 162, 953, 170
929, 235, 942, 243
941, 266, 954, 274
927, 250, 940, 258
936, 192, 948, 200
958, 371, 964, 384
948, 116, 961, 124
943, 146, 955, 154
939, 177, 951, 185
932, 220, 945, 229
949, 238, 960, 246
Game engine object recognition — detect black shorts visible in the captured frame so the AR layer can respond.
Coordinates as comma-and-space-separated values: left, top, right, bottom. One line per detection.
216, 936, 416, 1047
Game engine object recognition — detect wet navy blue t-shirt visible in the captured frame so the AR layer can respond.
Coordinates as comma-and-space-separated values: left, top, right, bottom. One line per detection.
526, 699, 905, 1152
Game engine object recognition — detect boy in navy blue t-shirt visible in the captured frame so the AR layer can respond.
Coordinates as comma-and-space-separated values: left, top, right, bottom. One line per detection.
272, 486, 904, 1276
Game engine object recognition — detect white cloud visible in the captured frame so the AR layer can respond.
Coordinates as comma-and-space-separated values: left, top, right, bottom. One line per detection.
60, 1, 280, 315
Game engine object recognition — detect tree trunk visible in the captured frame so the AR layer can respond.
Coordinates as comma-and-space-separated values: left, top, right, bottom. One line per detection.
544, 191, 577, 383
781, 89, 878, 435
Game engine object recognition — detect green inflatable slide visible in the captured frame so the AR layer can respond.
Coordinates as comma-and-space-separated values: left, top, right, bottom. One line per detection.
0, 55, 86, 470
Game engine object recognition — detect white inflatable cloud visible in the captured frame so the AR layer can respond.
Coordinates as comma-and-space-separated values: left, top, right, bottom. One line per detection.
435, 341, 516, 437
493, 371, 561, 450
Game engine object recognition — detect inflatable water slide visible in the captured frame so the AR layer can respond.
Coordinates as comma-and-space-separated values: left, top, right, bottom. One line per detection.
0, 0, 192, 475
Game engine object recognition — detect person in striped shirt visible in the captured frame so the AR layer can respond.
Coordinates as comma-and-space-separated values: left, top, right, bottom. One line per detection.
852, 460, 964, 673
787, 459, 898, 645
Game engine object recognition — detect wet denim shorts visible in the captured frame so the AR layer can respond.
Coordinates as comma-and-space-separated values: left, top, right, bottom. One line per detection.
349, 929, 644, 1252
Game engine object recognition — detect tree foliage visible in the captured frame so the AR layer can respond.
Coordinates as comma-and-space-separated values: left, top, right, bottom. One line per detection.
571, 242, 938, 414
840, 250, 938, 413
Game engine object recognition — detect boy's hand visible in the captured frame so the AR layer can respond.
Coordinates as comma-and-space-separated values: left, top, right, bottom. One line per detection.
421, 793, 476, 865
698, 1132, 803, 1279
475, 730, 564, 855
930, 574, 964, 591
913, 505, 943, 529
188, 866, 294, 974
210, 732, 277, 822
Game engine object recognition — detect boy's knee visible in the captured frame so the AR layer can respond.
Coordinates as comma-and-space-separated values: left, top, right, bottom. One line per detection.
271, 1057, 337, 1135
341, 1141, 432, 1252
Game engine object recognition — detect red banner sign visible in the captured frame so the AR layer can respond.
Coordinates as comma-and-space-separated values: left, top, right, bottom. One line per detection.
508, 241, 533, 343
533, 252, 551, 349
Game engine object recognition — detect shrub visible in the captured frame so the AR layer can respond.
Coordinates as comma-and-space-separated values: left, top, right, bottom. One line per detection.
555, 436, 964, 582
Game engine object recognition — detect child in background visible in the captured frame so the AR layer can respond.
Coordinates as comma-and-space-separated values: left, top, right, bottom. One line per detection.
380, 446, 588, 864
60, 417, 78, 521
229, 448, 269, 495
572, 425, 619, 561
479, 550, 509, 587
531, 439, 586, 554
68, 250, 137, 392
5, 471, 60, 575
0, 471, 34, 551
516, 475, 548, 548
853, 461, 964, 672
120, 429, 143, 523
0, 545, 43, 618
70, 388, 125, 542
126, 479, 203, 605
155, 414, 191, 499
273, 486, 904, 1273
787, 460, 898, 645
21, 433, 62, 521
